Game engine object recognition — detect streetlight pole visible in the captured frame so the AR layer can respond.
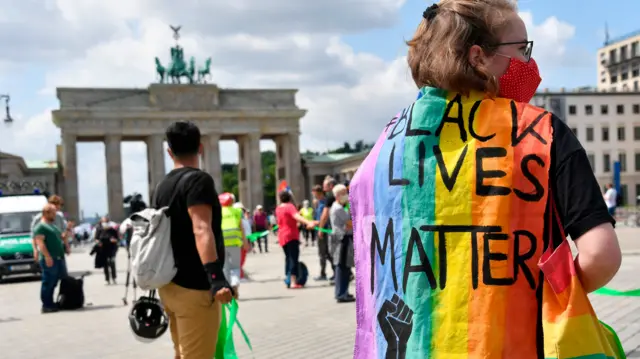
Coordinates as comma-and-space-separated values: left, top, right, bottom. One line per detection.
0, 94, 13, 189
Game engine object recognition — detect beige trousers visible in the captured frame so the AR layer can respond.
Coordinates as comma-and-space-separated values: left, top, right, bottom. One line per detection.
158, 282, 221, 359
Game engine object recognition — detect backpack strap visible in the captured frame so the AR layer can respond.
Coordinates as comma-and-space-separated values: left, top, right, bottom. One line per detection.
151, 169, 196, 208
165, 169, 199, 216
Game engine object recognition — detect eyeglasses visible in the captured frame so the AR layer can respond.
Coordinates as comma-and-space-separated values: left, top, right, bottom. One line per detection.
494, 40, 534, 62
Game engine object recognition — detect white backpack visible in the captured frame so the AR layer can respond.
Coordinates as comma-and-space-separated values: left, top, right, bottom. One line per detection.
129, 207, 176, 290
129, 170, 196, 290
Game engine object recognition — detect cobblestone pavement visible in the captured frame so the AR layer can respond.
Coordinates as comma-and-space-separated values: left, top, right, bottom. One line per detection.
0, 230, 639, 358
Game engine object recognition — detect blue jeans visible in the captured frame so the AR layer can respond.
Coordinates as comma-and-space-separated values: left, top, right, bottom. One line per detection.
283, 240, 300, 286
40, 258, 64, 309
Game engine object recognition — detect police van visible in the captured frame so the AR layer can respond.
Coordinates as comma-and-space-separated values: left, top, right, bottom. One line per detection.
0, 193, 48, 280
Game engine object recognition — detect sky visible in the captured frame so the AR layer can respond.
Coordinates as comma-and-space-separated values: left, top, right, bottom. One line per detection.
0, 0, 638, 217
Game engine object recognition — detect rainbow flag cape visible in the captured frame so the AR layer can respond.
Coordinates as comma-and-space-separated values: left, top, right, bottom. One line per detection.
350, 87, 555, 358
350, 87, 625, 358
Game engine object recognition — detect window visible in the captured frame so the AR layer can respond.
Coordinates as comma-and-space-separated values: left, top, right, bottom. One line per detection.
604, 153, 611, 172
602, 126, 609, 142
617, 104, 624, 114
634, 104, 640, 114
586, 127, 594, 142
622, 72, 629, 80
585, 105, 593, 115
618, 126, 626, 141
633, 42, 639, 56
636, 153, 640, 171
619, 152, 627, 172
587, 153, 595, 171
568, 105, 576, 115
610, 49, 617, 63
601, 77, 607, 83
622, 45, 628, 60
635, 126, 640, 140
634, 69, 640, 77
636, 81, 639, 90
636, 184, 640, 204
611, 75, 618, 83
0, 211, 40, 234
601, 104, 609, 114
621, 184, 628, 205
570, 127, 578, 137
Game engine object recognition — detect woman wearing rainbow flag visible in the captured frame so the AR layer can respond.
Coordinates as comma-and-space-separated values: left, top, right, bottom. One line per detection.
349, 1, 622, 358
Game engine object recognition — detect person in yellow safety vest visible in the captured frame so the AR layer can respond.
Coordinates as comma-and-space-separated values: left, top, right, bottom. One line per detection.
218, 193, 251, 299
299, 200, 315, 247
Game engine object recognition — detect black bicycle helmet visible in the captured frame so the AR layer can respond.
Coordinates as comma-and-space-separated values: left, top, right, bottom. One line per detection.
128, 291, 169, 342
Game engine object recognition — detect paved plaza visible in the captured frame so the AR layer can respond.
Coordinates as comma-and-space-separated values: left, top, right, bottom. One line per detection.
0, 228, 639, 358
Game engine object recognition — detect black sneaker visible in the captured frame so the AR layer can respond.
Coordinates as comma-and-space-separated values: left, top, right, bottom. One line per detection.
314, 275, 328, 281
41, 307, 59, 314
337, 296, 356, 303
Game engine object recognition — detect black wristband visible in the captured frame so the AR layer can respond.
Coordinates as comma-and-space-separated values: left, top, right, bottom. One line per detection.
203, 261, 225, 287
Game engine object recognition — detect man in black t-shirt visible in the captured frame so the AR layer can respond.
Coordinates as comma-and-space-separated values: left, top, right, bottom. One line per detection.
154, 121, 233, 359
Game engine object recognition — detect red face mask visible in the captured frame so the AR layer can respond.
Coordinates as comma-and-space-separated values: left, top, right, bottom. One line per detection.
498, 57, 541, 103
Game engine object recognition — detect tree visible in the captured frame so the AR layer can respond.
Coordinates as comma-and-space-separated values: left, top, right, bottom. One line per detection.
220, 150, 277, 210
327, 140, 373, 154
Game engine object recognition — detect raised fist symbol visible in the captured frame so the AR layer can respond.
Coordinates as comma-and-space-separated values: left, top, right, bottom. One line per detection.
377, 294, 413, 359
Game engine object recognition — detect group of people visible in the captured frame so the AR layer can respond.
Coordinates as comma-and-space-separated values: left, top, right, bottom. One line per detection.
270, 177, 355, 302
30, 195, 72, 313
32, 1, 627, 356
29, 194, 132, 313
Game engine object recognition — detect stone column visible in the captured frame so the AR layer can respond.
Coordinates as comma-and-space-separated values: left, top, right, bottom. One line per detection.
274, 134, 290, 205
247, 133, 263, 210
236, 133, 263, 210
287, 131, 303, 202
202, 134, 222, 193
105, 135, 125, 221
146, 134, 165, 202
62, 133, 80, 220
275, 132, 303, 204
236, 136, 249, 207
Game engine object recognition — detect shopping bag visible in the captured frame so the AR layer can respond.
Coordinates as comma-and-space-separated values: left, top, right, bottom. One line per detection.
538, 197, 625, 359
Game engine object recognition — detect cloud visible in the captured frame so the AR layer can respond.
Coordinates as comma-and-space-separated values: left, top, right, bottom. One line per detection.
1, 3, 576, 216
520, 11, 591, 74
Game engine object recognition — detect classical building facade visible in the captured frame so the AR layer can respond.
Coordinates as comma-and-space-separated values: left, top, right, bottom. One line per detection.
532, 91, 640, 204
302, 151, 368, 196
0, 151, 63, 196
598, 30, 640, 92
53, 84, 306, 221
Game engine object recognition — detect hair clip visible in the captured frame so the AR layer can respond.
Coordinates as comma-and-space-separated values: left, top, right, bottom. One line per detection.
423, 3, 439, 21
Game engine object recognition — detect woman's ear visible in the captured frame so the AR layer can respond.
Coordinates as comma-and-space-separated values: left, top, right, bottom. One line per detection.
468, 44, 485, 68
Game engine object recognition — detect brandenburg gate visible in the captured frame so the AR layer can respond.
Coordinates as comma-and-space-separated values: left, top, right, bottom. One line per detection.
51, 27, 306, 221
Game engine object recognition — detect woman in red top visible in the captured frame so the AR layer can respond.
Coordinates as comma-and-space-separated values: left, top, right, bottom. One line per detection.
275, 191, 317, 288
